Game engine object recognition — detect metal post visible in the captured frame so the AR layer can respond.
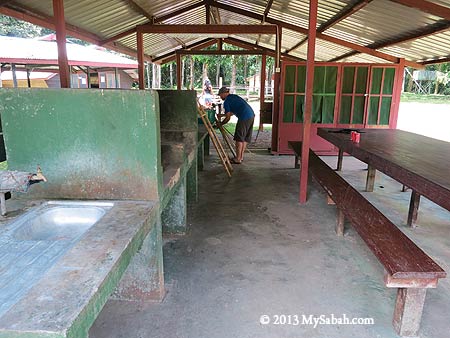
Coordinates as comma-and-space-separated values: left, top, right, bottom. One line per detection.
114, 67, 119, 88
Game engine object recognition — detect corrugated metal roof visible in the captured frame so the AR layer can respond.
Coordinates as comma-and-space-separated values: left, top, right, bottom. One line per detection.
2, 0, 450, 66
0, 36, 137, 67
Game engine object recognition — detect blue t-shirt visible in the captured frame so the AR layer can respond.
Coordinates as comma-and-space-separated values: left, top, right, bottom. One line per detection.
223, 94, 255, 121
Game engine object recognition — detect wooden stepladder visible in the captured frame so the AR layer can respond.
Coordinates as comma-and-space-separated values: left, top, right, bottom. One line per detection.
214, 116, 237, 159
197, 103, 233, 177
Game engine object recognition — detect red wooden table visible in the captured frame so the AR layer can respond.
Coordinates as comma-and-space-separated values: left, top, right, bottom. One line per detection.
317, 128, 450, 226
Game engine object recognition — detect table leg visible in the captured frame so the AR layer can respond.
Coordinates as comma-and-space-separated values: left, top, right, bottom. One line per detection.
407, 190, 421, 227
336, 149, 343, 171
365, 165, 376, 192
336, 209, 345, 236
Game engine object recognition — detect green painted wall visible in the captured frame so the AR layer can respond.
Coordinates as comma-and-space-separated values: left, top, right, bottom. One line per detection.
0, 88, 162, 200
158, 90, 198, 132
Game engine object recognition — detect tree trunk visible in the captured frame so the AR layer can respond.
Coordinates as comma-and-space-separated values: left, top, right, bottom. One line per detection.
170, 63, 173, 88
190, 56, 194, 90
203, 62, 208, 83
152, 63, 161, 89
216, 62, 220, 87
181, 58, 185, 89
231, 55, 236, 93
243, 57, 248, 89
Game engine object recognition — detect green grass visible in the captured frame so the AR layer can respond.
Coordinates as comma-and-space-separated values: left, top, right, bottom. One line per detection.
0, 162, 7, 170
222, 122, 272, 133
401, 93, 450, 104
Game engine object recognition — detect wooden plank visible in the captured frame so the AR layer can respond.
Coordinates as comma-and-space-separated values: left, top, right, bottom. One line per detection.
137, 24, 277, 34
289, 141, 446, 280
317, 128, 450, 212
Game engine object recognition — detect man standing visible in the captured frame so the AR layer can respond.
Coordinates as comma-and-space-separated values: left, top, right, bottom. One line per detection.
217, 87, 255, 164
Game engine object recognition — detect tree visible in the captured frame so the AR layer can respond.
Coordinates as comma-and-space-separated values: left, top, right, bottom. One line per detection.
0, 15, 52, 38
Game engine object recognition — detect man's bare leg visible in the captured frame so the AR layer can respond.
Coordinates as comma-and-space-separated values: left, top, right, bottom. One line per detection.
241, 142, 248, 161
235, 141, 244, 162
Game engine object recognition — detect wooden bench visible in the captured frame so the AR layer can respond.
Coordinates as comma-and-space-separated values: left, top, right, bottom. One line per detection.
288, 141, 446, 337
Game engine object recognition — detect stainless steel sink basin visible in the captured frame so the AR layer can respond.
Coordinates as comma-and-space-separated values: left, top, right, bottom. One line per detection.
13, 205, 108, 241
0, 201, 114, 317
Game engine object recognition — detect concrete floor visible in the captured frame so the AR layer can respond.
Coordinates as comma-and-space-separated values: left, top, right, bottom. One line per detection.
90, 151, 450, 338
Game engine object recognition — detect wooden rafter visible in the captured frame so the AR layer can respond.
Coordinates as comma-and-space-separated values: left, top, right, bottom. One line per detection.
224, 37, 303, 62
153, 39, 216, 64
177, 50, 263, 56
288, 0, 373, 55
421, 55, 450, 65
123, 0, 153, 21
263, 0, 274, 19
136, 24, 277, 35
209, 0, 422, 68
100, 2, 206, 46
330, 20, 450, 64
389, 0, 450, 21
256, 0, 275, 45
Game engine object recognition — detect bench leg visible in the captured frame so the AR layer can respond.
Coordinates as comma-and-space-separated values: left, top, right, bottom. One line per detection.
365, 165, 376, 192
295, 155, 300, 169
407, 190, 421, 227
336, 209, 345, 236
393, 288, 427, 337
336, 149, 343, 171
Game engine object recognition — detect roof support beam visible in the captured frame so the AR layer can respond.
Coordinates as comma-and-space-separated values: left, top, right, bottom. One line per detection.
421, 55, 450, 65
263, 0, 274, 18
388, 0, 450, 21
52, 0, 70, 88
224, 37, 303, 62
155, 1, 206, 23
137, 24, 277, 35
206, 3, 211, 24
153, 39, 217, 64
123, 0, 153, 21
208, 0, 422, 68
177, 50, 263, 56
330, 20, 450, 66
137, 31, 145, 89
300, 0, 318, 204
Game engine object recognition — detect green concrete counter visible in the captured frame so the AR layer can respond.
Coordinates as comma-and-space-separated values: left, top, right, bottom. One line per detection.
0, 199, 160, 338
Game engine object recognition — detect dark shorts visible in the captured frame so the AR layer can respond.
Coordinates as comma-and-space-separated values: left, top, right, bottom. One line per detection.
234, 117, 254, 143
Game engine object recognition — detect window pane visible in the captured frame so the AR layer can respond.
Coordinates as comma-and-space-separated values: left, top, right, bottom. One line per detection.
324, 66, 338, 93
339, 96, 352, 124
312, 96, 323, 123
380, 97, 392, 125
284, 66, 296, 93
370, 68, 383, 94
368, 97, 379, 125
353, 96, 365, 124
322, 96, 335, 124
295, 95, 304, 123
297, 66, 306, 93
313, 66, 326, 94
383, 68, 396, 95
342, 67, 355, 94
355, 67, 368, 94
283, 95, 295, 123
